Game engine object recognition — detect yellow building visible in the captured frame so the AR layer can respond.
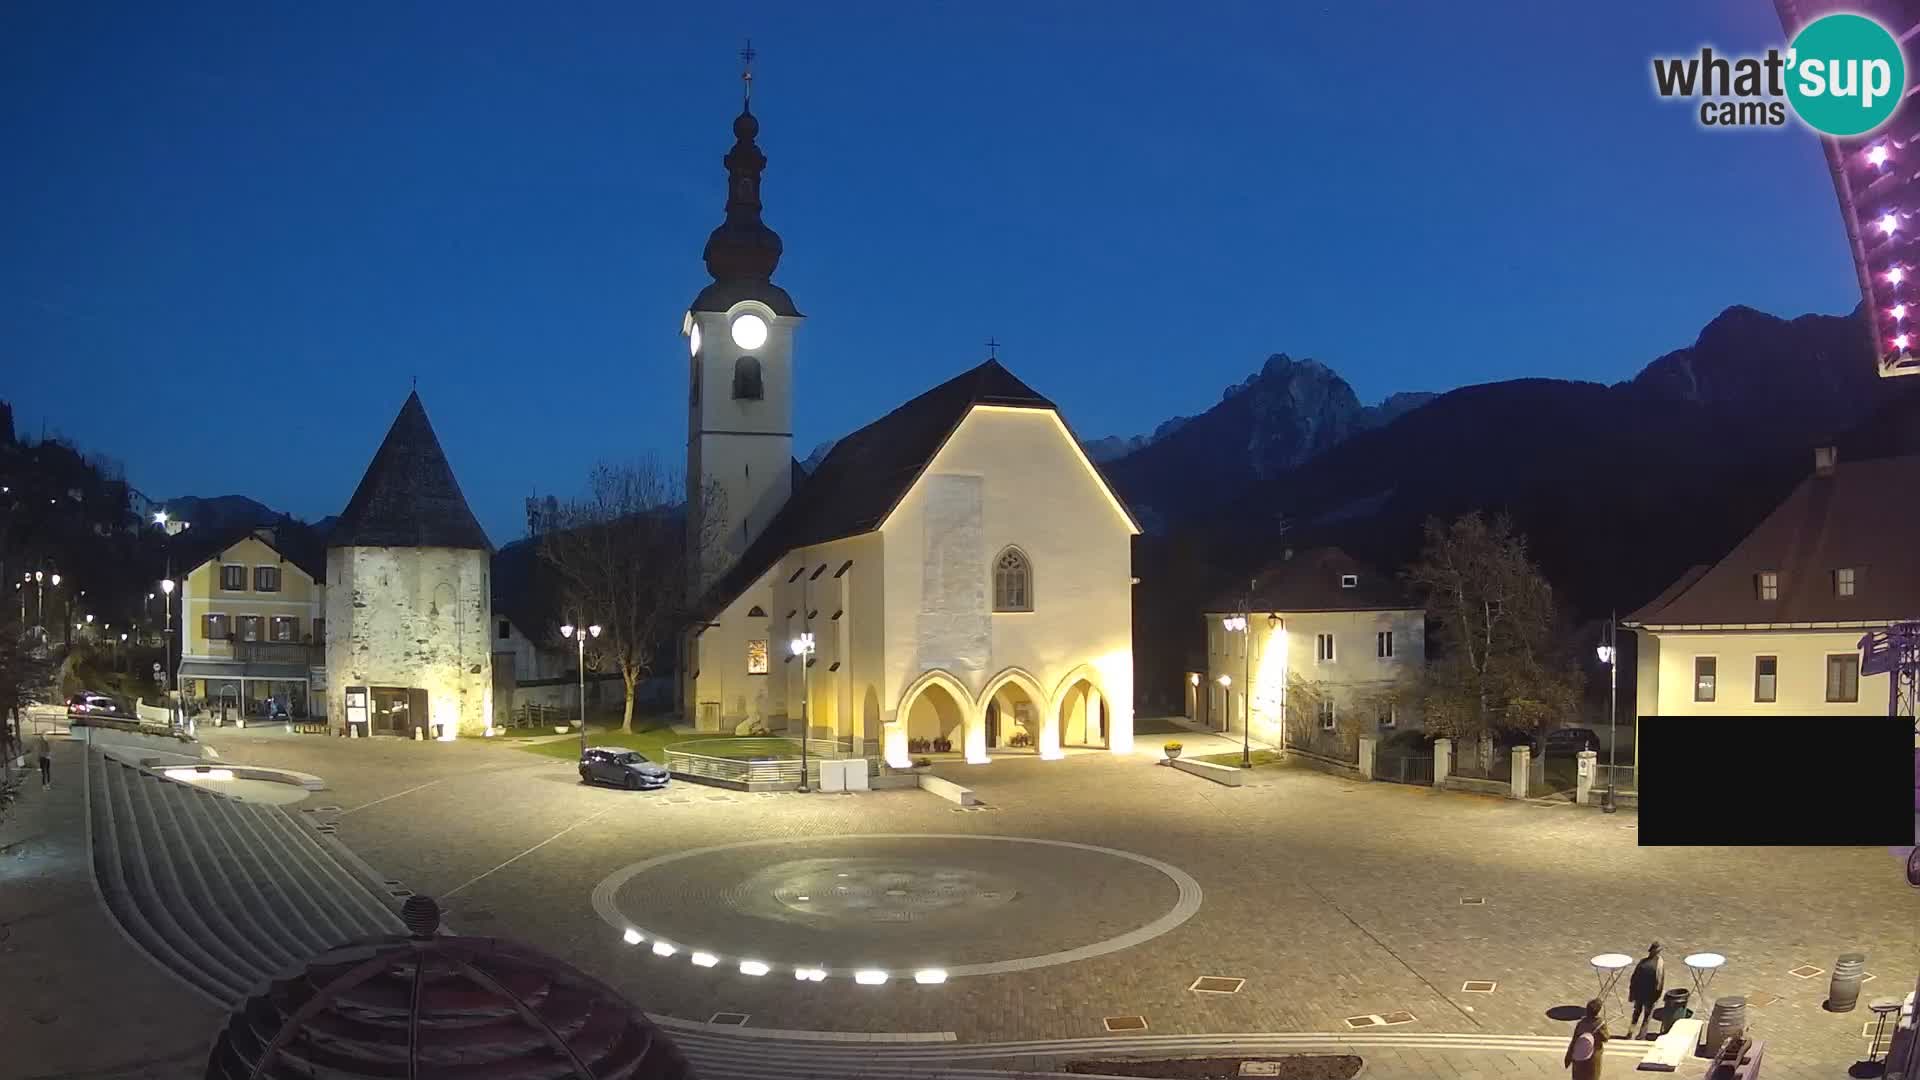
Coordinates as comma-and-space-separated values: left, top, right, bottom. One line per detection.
173, 525, 328, 719
1627, 448, 1919, 720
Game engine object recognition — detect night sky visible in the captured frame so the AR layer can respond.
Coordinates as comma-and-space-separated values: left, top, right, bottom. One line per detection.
2, 2, 1863, 545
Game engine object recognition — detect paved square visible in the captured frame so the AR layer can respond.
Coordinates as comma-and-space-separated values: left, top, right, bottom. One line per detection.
193, 728, 1920, 1076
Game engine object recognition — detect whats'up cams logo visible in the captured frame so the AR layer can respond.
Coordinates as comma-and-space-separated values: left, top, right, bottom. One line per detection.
1653, 13, 1906, 135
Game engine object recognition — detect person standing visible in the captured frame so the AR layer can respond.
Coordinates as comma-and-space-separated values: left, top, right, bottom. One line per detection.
34, 732, 52, 789
1628, 942, 1666, 1039
1565, 999, 1609, 1080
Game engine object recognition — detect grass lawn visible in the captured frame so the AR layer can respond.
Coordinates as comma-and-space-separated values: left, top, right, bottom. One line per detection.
1191, 748, 1285, 768
502, 717, 735, 762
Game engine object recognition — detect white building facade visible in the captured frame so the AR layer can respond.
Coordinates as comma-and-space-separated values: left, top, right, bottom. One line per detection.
677, 92, 1139, 767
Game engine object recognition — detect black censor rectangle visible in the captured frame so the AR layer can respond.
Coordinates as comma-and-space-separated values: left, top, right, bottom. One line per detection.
1637, 716, 1916, 846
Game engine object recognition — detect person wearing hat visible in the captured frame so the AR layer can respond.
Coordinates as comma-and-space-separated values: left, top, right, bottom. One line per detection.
1628, 942, 1666, 1039
1565, 998, 1609, 1080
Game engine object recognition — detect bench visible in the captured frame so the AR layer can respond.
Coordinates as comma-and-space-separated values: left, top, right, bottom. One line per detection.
1637, 1019, 1704, 1071
918, 774, 977, 806
1170, 757, 1246, 787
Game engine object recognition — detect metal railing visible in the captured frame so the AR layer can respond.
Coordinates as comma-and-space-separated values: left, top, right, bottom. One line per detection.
1595, 762, 1637, 793
1375, 751, 1435, 786
661, 736, 865, 787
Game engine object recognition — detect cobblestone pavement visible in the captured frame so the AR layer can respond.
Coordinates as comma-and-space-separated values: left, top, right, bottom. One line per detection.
195, 730, 1920, 1078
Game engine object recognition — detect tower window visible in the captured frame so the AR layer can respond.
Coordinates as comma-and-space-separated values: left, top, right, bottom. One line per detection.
732, 356, 763, 400
1834, 567, 1856, 596
993, 547, 1033, 612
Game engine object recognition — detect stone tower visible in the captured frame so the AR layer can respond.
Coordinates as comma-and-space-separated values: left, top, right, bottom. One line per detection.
684, 79, 803, 594
324, 392, 494, 738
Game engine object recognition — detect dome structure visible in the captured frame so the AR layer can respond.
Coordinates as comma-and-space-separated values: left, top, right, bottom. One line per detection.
205, 897, 695, 1080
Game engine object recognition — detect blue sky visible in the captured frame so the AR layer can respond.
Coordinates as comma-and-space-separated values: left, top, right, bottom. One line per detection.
1, 1, 1862, 544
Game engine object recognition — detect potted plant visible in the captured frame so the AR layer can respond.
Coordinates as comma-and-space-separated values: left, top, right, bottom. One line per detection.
1163, 741, 1184, 762
913, 756, 933, 769
932, 737, 952, 754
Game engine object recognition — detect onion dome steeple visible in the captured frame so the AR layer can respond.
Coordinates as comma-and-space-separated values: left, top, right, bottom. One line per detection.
693, 42, 800, 316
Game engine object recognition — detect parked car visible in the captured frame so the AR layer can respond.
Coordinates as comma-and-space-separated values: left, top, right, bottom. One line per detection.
66, 691, 131, 719
1537, 726, 1603, 755
578, 747, 670, 791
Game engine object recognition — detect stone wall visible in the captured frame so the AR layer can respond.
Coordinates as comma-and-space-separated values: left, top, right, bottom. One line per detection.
324, 545, 494, 736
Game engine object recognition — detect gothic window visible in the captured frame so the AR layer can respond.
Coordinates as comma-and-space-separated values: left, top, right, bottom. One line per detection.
993, 547, 1032, 612
732, 355, 763, 400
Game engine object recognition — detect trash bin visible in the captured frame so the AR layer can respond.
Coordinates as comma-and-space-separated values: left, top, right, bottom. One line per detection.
1828, 952, 1868, 1012
1658, 988, 1693, 1034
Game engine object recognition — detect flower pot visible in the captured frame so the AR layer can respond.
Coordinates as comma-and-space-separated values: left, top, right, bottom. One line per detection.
1164, 747, 1182, 761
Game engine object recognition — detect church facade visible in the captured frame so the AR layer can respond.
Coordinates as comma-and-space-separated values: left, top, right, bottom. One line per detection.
679, 88, 1138, 767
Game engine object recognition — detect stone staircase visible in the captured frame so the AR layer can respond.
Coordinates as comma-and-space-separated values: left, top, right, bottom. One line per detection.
85, 747, 405, 1008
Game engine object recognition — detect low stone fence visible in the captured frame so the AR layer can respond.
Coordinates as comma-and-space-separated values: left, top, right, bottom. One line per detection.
919, 774, 977, 805
1169, 757, 1245, 787
1285, 745, 1362, 780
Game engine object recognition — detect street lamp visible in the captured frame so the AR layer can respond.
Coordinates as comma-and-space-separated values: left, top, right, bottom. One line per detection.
790, 632, 816, 792
160, 578, 176, 689
560, 623, 600, 757
1223, 610, 1253, 768
1596, 613, 1619, 814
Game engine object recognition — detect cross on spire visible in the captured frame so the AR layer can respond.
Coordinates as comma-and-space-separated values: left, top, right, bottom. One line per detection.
740, 38, 755, 106
985, 337, 1000, 360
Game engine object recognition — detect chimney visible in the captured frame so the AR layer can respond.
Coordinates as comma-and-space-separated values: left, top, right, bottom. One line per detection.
254, 526, 277, 545
1813, 446, 1838, 476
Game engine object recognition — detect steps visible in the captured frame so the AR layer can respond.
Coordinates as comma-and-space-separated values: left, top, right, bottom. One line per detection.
84, 748, 405, 1008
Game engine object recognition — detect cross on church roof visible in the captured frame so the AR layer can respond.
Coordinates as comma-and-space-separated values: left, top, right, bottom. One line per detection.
985, 337, 1000, 360
740, 39, 755, 105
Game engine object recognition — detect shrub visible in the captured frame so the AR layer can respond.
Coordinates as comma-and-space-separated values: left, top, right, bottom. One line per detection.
913, 757, 933, 768
932, 737, 952, 753
1008, 730, 1033, 748
1163, 741, 1183, 752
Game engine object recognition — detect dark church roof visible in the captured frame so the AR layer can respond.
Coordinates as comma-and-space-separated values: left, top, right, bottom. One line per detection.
330, 392, 492, 551
695, 359, 1112, 621
1627, 452, 1920, 627
1206, 547, 1415, 614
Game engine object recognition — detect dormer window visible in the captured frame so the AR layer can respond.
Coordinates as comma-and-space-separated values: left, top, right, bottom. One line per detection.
1833, 568, 1856, 597
1340, 574, 1358, 589
1756, 571, 1779, 601
732, 356, 763, 400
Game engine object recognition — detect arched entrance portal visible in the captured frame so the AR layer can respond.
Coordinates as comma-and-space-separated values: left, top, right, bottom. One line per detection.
980, 669, 1046, 753
904, 681, 967, 750
1058, 676, 1109, 749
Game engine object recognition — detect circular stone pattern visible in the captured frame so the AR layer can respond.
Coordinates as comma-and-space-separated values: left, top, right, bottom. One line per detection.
593, 834, 1202, 979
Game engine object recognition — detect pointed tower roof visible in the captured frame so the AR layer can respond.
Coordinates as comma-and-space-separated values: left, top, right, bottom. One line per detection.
691, 52, 800, 317
330, 392, 492, 551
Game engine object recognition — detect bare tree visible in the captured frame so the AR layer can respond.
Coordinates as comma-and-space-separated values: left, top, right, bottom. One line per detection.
536, 458, 725, 734
1404, 512, 1580, 743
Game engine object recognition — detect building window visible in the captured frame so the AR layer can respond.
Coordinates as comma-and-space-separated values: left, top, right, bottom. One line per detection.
1754, 656, 1777, 703
497, 618, 510, 640
1340, 574, 1358, 588
1755, 571, 1778, 600
203, 613, 229, 640
1317, 699, 1337, 730
221, 564, 247, 591
254, 566, 281, 592
732, 356, 764, 400
238, 615, 263, 643
993, 547, 1033, 612
270, 617, 297, 642
747, 639, 768, 675
1376, 630, 1394, 659
1826, 655, 1860, 703
1316, 633, 1336, 663
1834, 568, 1856, 596
1693, 656, 1716, 702
1377, 702, 1397, 729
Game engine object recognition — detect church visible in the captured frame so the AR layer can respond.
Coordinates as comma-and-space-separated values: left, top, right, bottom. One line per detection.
678, 76, 1139, 768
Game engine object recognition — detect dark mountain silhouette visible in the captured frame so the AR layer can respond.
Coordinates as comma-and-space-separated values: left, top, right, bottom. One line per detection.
1126, 304, 1905, 707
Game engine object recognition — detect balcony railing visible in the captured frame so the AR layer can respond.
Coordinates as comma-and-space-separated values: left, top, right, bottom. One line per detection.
191, 639, 319, 665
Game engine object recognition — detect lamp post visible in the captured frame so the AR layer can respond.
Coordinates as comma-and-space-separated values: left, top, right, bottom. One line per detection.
160, 578, 175, 691
33, 570, 45, 635
1596, 613, 1618, 814
790, 632, 816, 792
1223, 607, 1252, 768
119, 632, 128, 673
560, 622, 601, 758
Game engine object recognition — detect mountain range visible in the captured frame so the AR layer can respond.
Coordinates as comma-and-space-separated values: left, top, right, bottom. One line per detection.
1117, 303, 1920, 705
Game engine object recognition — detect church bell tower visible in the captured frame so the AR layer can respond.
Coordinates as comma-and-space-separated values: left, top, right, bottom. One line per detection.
686, 45, 802, 593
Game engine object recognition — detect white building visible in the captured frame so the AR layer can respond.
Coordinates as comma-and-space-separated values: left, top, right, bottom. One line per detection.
677, 91, 1140, 766
323, 392, 495, 738
1196, 548, 1425, 752
1627, 447, 1918, 721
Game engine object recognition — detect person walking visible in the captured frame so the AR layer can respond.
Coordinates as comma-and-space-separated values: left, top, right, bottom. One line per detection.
1628, 942, 1666, 1039
1565, 999, 1609, 1080
34, 732, 53, 789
